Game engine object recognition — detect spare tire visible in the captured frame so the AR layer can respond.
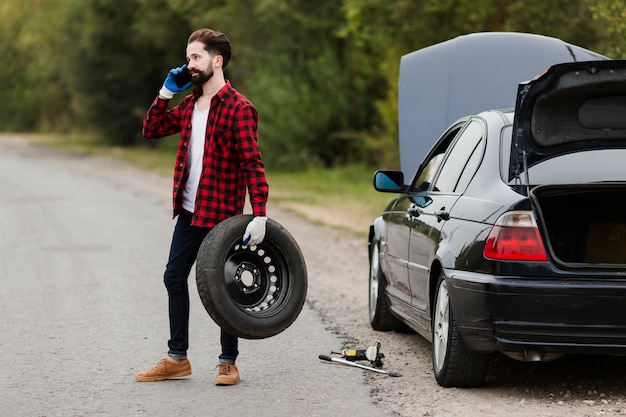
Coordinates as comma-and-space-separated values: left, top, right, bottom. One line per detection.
196, 214, 308, 339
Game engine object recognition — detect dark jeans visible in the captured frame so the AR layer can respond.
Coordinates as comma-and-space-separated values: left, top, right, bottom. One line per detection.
164, 209, 238, 363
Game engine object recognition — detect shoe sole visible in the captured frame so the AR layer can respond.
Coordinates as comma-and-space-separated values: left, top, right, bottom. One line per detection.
215, 378, 239, 386
135, 370, 191, 382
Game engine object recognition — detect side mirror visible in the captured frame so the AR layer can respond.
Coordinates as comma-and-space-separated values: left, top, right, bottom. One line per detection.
373, 170, 405, 193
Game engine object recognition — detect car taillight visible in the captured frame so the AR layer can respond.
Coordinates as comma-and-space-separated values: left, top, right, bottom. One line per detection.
484, 211, 548, 261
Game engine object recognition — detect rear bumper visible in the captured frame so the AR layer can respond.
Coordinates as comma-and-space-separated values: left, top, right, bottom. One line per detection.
447, 270, 626, 355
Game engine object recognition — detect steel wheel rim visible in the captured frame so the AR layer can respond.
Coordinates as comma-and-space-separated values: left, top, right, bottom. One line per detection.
223, 241, 289, 318
369, 244, 380, 321
433, 279, 450, 371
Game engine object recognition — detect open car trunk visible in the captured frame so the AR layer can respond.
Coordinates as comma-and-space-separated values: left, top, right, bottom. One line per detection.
531, 184, 626, 266
510, 60, 626, 184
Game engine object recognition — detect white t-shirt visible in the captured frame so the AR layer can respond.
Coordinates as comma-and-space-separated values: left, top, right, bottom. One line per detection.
182, 103, 209, 212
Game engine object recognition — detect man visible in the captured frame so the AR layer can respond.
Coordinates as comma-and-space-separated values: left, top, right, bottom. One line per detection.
136, 28, 269, 385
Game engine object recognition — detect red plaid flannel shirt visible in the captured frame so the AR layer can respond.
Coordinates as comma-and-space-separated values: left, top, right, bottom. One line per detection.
142, 81, 268, 227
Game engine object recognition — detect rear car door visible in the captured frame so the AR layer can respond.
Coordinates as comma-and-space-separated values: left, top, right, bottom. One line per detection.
408, 119, 486, 313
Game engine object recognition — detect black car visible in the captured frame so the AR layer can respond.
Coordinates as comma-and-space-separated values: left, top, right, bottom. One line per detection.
368, 34, 626, 387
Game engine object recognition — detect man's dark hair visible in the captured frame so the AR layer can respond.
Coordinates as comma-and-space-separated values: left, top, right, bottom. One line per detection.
188, 28, 232, 68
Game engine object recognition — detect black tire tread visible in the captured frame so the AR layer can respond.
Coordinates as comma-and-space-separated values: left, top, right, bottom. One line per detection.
433, 273, 491, 388
369, 242, 408, 332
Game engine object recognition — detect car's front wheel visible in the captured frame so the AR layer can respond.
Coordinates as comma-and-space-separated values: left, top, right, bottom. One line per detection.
369, 241, 406, 331
432, 272, 491, 387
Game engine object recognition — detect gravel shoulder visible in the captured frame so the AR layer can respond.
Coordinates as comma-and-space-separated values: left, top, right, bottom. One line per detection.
281, 211, 626, 417
7, 135, 626, 417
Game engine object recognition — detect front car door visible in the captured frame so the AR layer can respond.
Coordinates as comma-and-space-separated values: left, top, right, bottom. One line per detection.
381, 195, 413, 311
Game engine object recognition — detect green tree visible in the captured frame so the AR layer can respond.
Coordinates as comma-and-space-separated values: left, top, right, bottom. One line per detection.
60, 0, 199, 144
502, 0, 601, 50
341, 0, 612, 169
68, 0, 191, 144
0, 0, 75, 131
179, 0, 384, 168
590, 0, 626, 58
2, 0, 625, 168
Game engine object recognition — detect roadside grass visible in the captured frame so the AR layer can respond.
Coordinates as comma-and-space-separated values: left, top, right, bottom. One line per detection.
23, 133, 178, 177
19, 134, 394, 238
268, 165, 393, 238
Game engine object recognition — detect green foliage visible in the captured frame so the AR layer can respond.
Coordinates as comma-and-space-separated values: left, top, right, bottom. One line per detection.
1, 0, 625, 167
188, 0, 385, 169
590, 0, 626, 58
67, 0, 195, 144
502, 0, 600, 48
0, 0, 75, 131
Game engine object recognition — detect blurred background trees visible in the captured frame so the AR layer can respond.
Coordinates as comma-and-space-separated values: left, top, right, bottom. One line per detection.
1, 0, 624, 169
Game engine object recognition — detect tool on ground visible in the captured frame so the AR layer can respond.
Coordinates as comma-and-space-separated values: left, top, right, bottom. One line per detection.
332, 340, 384, 368
318, 354, 401, 377
320, 341, 401, 377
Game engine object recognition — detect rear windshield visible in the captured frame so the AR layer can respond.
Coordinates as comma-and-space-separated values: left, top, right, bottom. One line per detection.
501, 124, 626, 184
522, 149, 626, 184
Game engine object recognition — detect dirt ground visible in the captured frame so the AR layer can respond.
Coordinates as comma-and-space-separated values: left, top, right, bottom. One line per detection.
14, 136, 626, 417
293, 216, 626, 417
269, 186, 626, 417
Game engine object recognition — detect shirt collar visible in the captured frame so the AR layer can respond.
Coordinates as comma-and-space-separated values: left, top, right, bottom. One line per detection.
192, 80, 233, 102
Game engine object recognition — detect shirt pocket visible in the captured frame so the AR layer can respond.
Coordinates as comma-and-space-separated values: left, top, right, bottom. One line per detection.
210, 125, 234, 153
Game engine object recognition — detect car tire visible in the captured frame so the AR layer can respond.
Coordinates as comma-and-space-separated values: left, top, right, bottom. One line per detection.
369, 241, 407, 331
196, 214, 308, 339
431, 271, 491, 387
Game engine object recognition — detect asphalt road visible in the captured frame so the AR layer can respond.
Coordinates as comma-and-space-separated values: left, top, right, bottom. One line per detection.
0, 137, 391, 417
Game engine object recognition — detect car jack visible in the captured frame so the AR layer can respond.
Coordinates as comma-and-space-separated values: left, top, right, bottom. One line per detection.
333, 340, 385, 367
319, 341, 401, 377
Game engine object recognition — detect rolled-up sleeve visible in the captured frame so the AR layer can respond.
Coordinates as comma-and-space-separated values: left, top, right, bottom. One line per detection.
142, 96, 181, 140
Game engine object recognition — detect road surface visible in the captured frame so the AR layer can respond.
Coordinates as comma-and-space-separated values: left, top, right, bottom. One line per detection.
0, 137, 391, 417
5, 136, 626, 417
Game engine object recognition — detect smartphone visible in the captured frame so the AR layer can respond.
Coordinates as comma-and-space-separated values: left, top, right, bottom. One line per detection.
174, 65, 192, 88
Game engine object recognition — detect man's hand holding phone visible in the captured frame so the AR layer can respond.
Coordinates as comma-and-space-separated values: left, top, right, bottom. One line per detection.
159, 64, 192, 99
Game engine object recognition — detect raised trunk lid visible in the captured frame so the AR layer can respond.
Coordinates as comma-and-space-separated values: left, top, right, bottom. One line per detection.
510, 60, 626, 183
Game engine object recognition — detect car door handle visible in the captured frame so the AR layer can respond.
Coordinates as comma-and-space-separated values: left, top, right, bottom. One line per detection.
407, 206, 421, 217
435, 207, 450, 221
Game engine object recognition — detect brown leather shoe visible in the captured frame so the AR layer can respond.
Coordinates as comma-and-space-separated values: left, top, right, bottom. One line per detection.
214, 363, 239, 385
135, 358, 191, 382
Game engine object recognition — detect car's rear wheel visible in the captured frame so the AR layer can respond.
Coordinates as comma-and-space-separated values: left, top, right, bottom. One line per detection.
369, 241, 406, 331
196, 215, 308, 339
432, 271, 491, 387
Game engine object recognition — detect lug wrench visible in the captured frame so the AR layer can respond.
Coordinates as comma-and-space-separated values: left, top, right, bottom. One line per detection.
318, 354, 401, 377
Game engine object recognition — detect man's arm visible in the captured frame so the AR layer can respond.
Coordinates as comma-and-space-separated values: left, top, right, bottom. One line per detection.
235, 102, 269, 246
234, 103, 268, 217
142, 96, 180, 140
142, 65, 193, 140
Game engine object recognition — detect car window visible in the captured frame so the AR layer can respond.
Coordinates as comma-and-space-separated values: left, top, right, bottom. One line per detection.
412, 154, 445, 192
433, 120, 484, 193
410, 123, 465, 193
500, 125, 513, 182
453, 135, 484, 193
518, 149, 626, 184
502, 120, 626, 185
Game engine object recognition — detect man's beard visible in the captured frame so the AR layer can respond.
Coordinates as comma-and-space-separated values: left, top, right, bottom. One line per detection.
191, 68, 214, 86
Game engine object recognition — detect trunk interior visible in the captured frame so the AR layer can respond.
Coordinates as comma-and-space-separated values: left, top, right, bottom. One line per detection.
531, 184, 626, 266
